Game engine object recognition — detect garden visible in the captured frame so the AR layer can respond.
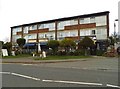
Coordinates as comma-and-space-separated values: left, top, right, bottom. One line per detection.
1, 36, 119, 60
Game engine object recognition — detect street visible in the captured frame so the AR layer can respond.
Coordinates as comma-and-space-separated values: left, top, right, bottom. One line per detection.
1, 57, 119, 87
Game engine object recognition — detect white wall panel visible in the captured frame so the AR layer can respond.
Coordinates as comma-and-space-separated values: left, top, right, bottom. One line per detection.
95, 15, 107, 26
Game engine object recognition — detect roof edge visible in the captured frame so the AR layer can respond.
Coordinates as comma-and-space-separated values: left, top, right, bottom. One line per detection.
11, 11, 110, 28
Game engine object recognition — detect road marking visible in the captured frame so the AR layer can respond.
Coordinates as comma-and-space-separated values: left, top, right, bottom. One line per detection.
1, 71, 119, 87
11, 72, 40, 81
107, 84, 120, 88
42, 79, 102, 86
0, 72, 11, 74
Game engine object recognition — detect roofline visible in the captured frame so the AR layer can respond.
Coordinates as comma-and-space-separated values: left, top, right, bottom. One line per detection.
11, 11, 110, 28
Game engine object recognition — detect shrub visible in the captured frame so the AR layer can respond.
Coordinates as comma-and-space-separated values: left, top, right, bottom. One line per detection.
57, 51, 67, 56
96, 50, 104, 56
72, 50, 85, 56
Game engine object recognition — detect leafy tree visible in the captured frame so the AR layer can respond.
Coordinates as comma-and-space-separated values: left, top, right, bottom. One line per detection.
17, 38, 26, 47
2, 42, 12, 55
0, 41, 4, 45
78, 36, 95, 55
60, 39, 76, 52
108, 36, 115, 46
47, 40, 59, 54
16, 38, 26, 53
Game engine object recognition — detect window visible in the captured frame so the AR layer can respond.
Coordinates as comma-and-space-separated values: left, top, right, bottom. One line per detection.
70, 30, 78, 36
23, 26, 29, 33
91, 30, 95, 35
28, 34, 37, 39
71, 19, 78, 25
84, 18, 90, 24
29, 25, 37, 30
95, 16, 107, 26
12, 30, 16, 35
38, 23, 55, 30
44, 34, 47, 38
80, 29, 93, 36
65, 20, 71, 26
12, 27, 22, 35
90, 17, 95, 23
80, 18, 84, 24
80, 29, 84, 36
58, 21, 66, 29
48, 23, 55, 30
38, 24, 44, 29
16, 27, 22, 32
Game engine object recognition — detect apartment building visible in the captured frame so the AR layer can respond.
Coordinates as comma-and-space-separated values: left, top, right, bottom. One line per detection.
11, 11, 109, 47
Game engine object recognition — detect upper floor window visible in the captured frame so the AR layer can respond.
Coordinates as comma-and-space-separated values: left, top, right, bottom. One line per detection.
12, 27, 22, 35
28, 34, 37, 39
23, 26, 29, 33
29, 25, 37, 30
80, 18, 92, 24
57, 19, 78, 30
80, 18, 84, 24
48, 23, 55, 30
71, 19, 78, 25
57, 21, 66, 29
90, 17, 95, 23
38, 24, 44, 29
38, 23, 55, 30
95, 15, 107, 26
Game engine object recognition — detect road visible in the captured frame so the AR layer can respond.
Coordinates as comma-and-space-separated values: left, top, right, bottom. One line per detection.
1, 57, 119, 88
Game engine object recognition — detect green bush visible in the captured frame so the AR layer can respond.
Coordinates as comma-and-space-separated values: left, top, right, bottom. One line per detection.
68, 52, 74, 56
96, 50, 104, 56
74, 49, 85, 56
57, 51, 67, 56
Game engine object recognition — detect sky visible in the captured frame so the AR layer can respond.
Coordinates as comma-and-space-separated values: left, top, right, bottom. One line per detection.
0, 0, 119, 42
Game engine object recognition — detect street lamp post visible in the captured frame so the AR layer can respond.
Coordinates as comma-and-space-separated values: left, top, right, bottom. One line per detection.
114, 19, 118, 38
114, 19, 118, 50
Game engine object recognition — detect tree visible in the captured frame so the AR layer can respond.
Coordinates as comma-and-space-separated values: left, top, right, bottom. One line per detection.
60, 39, 76, 52
0, 41, 4, 45
47, 40, 59, 54
17, 38, 26, 47
78, 36, 95, 55
16, 38, 26, 53
108, 36, 115, 46
2, 42, 12, 55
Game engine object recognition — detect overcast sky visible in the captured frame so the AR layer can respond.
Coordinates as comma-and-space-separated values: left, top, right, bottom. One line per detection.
0, 0, 119, 42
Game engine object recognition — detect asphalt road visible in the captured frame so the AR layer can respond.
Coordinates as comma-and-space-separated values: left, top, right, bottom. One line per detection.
1, 60, 119, 88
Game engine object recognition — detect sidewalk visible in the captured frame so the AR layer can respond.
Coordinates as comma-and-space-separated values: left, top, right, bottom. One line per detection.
1, 56, 88, 64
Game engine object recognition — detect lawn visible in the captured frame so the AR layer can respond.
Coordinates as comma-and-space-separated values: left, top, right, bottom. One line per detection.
2, 54, 31, 59
2, 54, 91, 60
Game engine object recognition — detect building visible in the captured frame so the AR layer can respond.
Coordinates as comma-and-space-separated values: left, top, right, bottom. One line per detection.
11, 11, 110, 51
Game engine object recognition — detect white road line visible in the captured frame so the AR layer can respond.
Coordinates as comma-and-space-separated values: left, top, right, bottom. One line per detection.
0, 72, 11, 74
107, 84, 120, 88
11, 72, 40, 81
42, 79, 102, 86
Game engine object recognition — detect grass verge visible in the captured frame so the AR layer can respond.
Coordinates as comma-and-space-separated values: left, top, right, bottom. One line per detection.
2, 54, 31, 59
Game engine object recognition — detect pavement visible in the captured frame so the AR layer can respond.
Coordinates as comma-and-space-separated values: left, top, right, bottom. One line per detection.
1, 56, 117, 63
1, 56, 119, 72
